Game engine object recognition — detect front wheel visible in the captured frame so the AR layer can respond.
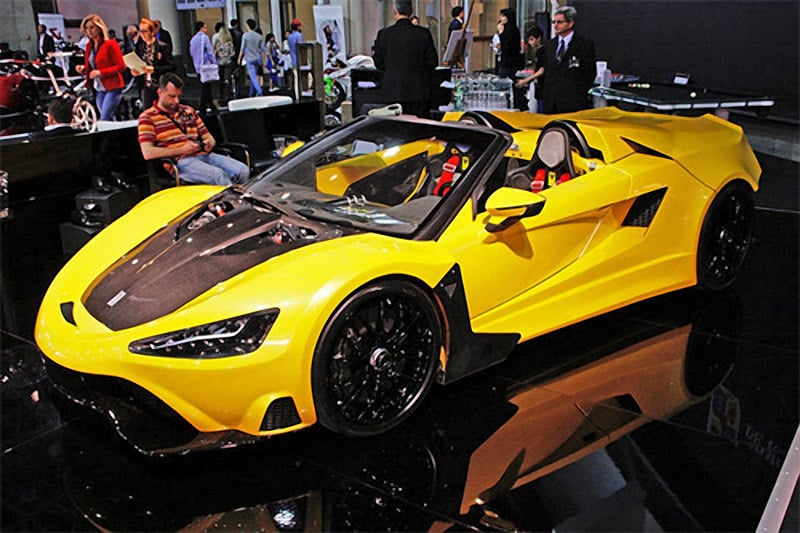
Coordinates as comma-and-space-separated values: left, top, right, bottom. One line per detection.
312, 280, 441, 437
72, 97, 97, 132
696, 181, 755, 291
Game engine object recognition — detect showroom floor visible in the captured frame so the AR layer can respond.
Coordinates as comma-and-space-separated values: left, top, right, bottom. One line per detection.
1, 117, 797, 531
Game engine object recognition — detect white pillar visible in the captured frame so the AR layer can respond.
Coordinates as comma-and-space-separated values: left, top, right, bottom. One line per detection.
149, 1, 182, 56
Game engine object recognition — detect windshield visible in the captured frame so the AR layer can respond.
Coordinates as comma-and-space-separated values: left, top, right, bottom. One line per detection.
245, 117, 500, 237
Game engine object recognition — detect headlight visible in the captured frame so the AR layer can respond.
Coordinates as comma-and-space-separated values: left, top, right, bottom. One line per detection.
129, 309, 279, 359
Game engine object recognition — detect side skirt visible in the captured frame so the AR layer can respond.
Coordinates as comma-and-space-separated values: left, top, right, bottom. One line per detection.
434, 265, 521, 384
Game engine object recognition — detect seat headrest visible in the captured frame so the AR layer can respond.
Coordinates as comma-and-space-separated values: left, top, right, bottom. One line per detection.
537, 129, 568, 168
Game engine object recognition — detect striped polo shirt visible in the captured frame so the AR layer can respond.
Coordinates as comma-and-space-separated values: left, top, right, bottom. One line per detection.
137, 103, 209, 157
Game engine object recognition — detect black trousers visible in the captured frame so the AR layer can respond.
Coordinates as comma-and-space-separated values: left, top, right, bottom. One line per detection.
199, 81, 214, 110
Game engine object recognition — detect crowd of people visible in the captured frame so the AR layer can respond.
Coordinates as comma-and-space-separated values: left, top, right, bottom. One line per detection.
22, 3, 597, 186
28, 4, 595, 126
378, 2, 596, 117
34, 13, 297, 122
23, 12, 309, 187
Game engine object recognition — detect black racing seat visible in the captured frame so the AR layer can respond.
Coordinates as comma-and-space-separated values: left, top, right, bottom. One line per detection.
506, 120, 591, 192
147, 157, 183, 193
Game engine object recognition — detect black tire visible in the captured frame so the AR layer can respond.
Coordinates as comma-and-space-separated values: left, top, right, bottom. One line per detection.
312, 280, 441, 437
324, 110, 342, 129
696, 181, 755, 291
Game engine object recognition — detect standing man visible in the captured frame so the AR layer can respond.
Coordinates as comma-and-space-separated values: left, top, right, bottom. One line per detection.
238, 19, 264, 97
190, 21, 217, 112
373, 0, 438, 118
287, 18, 304, 69
448, 6, 464, 40
137, 73, 249, 186
229, 20, 244, 99
123, 25, 140, 54
153, 20, 173, 55
37, 24, 55, 59
539, 6, 596, 114
229, 19, 243, 57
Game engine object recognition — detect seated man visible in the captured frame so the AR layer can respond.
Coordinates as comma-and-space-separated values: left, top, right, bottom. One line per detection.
29, 97, 76, 140
137, 72, 249, 186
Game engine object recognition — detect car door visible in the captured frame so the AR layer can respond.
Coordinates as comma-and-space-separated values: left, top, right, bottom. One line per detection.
438, 166, 632, 331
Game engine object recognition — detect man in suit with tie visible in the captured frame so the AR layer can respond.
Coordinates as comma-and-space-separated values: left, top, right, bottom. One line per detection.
539, 6, 596, 114
373, 0, 438, 118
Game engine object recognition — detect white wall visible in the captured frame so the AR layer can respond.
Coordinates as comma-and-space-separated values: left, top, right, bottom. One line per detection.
0, 0, 37, 58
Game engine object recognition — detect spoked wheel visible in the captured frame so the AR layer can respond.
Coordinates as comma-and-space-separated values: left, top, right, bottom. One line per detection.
312, 280, 441, 437
697, 181, 755, 291
72, 97, 97, 132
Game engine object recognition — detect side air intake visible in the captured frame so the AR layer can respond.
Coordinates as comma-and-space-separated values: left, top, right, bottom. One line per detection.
623, 188, 667, 227
622, 138, 672, 159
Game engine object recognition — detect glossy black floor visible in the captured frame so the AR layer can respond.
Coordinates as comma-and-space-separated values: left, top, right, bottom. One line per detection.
1, 148, 797, 531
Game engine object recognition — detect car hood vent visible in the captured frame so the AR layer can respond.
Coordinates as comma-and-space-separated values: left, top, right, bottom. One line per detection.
84, 191, 349, 331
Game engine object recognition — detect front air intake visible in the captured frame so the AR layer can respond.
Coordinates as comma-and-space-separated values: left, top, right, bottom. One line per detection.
261, 397, 301, 431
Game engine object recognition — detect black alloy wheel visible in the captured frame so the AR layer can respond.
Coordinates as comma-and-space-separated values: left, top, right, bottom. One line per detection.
696, 181, 755, 291
312, 280, 441, 437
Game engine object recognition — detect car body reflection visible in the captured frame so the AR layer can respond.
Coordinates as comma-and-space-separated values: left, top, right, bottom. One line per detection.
54, 290, 738, 531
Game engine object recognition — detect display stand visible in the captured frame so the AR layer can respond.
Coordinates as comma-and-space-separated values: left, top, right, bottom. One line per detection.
443, 30, 474, 71
297, 42, 324, 102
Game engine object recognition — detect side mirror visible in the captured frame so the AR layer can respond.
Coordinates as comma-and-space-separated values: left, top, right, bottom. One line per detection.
484, 187, 546, 233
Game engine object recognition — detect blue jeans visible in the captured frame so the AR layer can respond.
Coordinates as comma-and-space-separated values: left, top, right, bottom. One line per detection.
95, 89, 122, 121
176, 153, 250, 186
246, 59, 263, 96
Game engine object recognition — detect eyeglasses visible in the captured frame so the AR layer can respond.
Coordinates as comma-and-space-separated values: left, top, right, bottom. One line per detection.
553, 20, 568, 24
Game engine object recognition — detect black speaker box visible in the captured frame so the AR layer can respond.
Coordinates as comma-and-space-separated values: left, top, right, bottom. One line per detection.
59, 221, 102, 256
75, 186, 139, 226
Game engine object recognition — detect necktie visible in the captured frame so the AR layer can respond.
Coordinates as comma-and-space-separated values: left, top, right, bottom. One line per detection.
556, 39, 565, 62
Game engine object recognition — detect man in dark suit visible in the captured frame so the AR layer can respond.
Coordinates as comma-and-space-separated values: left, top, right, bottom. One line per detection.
373, 0, 438, 118
153, 20, 173, 55
448, 6, 464, 40
539, 6, 596, 114
29, 97, 75, 140
37, 24, 55, 60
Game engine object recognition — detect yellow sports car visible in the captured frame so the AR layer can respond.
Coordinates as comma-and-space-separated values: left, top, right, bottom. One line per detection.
35, 107, 760, 454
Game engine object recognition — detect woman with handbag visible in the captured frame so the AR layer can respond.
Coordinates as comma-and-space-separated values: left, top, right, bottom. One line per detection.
76, 14, 126, 120
190, 21, 218, 113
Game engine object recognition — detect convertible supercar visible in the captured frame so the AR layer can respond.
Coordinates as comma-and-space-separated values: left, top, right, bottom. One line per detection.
35, 107, 760, 453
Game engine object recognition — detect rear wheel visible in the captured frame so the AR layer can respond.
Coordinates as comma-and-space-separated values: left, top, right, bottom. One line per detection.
697, 181, 755, 291
312, 280, 440, 437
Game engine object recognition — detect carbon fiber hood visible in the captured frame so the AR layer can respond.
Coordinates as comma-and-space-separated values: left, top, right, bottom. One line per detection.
83, 190, 349, 331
